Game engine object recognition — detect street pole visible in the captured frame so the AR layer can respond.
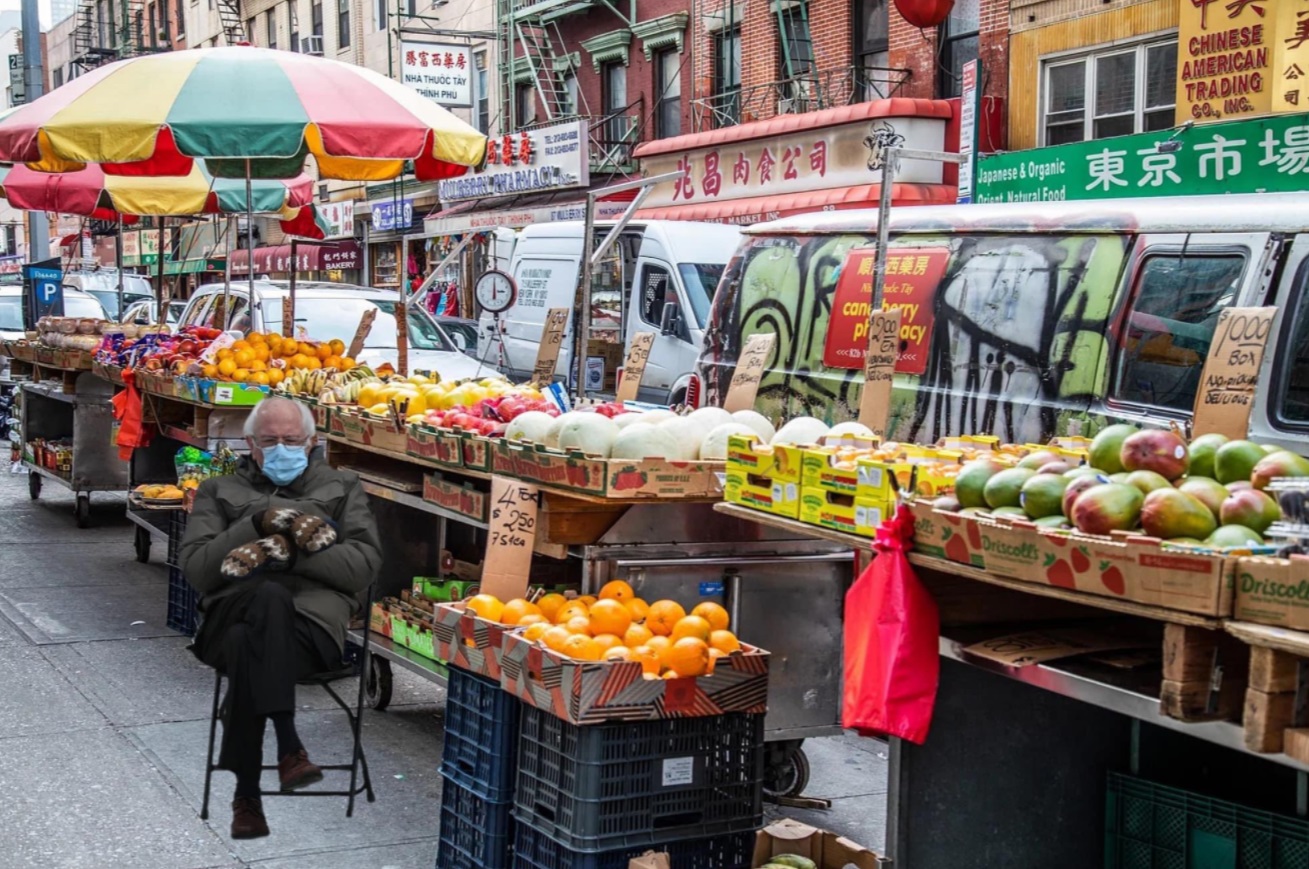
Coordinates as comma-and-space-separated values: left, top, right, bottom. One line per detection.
20, 0, 48, 265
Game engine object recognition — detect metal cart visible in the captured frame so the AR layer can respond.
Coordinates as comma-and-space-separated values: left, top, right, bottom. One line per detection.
22, 374, 128, 527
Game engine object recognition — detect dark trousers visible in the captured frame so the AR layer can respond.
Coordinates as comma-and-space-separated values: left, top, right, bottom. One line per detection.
192, 580, 338, 776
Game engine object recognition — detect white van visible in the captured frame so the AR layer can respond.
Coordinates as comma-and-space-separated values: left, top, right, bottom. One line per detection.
62, 270, 153, 321
479, 220, 741, 404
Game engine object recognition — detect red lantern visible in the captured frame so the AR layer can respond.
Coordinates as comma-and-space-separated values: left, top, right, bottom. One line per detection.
893, 0, 955, 28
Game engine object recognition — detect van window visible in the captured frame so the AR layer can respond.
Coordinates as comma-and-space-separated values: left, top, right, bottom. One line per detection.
638, 265, 671, 327
1112, 253, 1245, 413
678, 263, 724, 326
1273, 266, 1309, 426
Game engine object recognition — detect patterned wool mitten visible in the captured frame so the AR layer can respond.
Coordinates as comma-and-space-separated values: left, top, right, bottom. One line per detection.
290, 513, 337, 553
252, 507, 303, 538
221, 534, 294, 579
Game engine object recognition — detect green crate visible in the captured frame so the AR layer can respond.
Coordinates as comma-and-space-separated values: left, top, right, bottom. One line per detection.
1106, 772, 1309, 869
416, 577, 481, 602
390, 615, 410, 649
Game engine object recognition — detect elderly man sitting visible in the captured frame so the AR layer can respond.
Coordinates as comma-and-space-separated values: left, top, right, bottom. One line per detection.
180, 396, 382, 839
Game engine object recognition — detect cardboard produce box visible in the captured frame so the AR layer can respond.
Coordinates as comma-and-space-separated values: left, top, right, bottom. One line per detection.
337, 408, 407, 454
627, 853, 670, 869
508, 439, 725, 500
753, 819, 881, 868
500, 631, 770, 724
421, 472, 489, 523
432, 601, 509, 680
1234, 555, 1309, 629
406, 424, 464, 469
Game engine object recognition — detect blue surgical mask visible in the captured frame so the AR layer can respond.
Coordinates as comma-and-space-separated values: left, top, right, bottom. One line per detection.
261, 444, 309, 486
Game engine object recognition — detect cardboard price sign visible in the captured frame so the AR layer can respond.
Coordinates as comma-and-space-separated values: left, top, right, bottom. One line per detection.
282, 297, 295, 338
615, 331, 656, 403
1192, 306, 1276, 439
347, 308, 378, 360
857, 308, 902, 436
481, 476, 539, 602
531, 307, 569, 385
723, 332, 775, 413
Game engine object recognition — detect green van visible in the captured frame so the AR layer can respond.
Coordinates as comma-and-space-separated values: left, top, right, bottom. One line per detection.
695, 193, 1309, 449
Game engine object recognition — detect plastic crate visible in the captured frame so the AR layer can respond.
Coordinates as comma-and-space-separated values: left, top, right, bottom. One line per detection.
437, 775, 513, 869
165, 512, 199, 636
513, 823, 755, 869
440, 668, 520, 802
1106, 772, 1309, 869
514, 705, 764, 852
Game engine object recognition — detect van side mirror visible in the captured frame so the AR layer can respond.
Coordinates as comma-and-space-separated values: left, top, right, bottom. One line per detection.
659, 301, 681, 336
134, 317, 149, 326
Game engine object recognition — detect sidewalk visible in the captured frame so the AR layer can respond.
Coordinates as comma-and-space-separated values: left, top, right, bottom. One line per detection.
0, 471, 886, 867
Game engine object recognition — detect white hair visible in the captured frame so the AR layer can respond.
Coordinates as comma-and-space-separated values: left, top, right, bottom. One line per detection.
244, 396, 316, 439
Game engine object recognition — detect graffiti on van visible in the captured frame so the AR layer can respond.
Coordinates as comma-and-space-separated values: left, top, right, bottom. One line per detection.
702, 232, 1130, 444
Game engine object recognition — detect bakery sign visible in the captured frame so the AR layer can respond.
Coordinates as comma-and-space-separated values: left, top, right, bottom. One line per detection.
438, 119, 591, 202
637, 114, 947, 209
1176, 0, 1309, 123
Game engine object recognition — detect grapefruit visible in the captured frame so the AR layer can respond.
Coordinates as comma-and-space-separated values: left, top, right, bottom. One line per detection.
465, 594, 504, 622
665, 637, 711, 677
671, 615, 713, 643
646, 600, 686, 636
709, 630, 741, 654
500, 599, 542, 625
623, 624, 654, 648
537, 593, 568, 622
588, 599, 632, 636
599, 579, 634, 601
691, 601, 730, 632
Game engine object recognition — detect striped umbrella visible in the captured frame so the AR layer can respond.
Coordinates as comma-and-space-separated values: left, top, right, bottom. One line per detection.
0, 45, 486, 181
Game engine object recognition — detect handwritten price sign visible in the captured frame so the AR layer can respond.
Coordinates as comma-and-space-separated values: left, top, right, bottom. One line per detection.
724, 332, 775, 413
615, 332, 655, 403
531, 307, 570, 386
1192, 307, 1276, 440
856, 308, 902, 435
481, 476, 539, 601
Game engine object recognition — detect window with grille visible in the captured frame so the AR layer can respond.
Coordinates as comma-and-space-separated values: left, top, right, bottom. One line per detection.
1042, 39, 1178, 146
516, 83, 536, 128
337, 0, 350, 48
938, 0, 978, 99
289, 0, 299, 51
713, 27, 741, 125
267, 9, 277, 49
476, 51, 490, 133
656, 49, 681, 138
311, 0, 322, 37
777, 4, 813, 80
854, 0, 888, 100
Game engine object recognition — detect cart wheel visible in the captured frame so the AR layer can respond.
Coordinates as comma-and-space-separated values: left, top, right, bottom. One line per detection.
134, 526, 151, 563
365, 656, 393, 711
762, 741, 811, 800
27, 471, 40, 500
74, 494, 90, 528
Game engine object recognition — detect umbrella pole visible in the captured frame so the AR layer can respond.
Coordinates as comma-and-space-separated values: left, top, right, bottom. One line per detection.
115, 216, 124, 323
245, 159, 254, 305
157, 216, 167, 325
222, 215, 234, 330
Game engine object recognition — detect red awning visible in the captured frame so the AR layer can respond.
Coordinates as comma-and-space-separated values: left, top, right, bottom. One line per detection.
230, 240, 362, 275
633, 183, 956, 224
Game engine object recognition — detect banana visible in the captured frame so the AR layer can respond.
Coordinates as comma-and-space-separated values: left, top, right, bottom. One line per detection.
765, 857, 817, 869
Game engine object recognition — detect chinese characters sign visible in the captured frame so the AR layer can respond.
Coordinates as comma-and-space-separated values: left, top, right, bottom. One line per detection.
400, 42, 471, 108
438, 120, 590, 202
372, 199, 414, 233
318, 201, 355, 239
638, 115, 947, 210
1176, 0, 1309, 122
975, 111, 1309, 202
823, 247, 948, 375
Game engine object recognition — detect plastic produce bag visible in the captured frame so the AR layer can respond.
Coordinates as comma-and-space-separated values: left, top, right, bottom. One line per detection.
842, 504, 940, 744
111, 367, 153, 461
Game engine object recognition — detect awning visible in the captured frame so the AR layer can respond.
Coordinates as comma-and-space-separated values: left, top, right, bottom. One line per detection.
230, 240, 362, 275
633, 182, 957, 224
423, 185, 646, 236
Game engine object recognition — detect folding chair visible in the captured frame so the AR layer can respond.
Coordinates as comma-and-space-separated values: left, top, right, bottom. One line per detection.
199, 585, 377, 820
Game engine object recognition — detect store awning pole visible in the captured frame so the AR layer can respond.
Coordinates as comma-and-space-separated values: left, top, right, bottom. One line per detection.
221, 215, 234, 330
115, 216, 123, 322
288, 238, 298, 339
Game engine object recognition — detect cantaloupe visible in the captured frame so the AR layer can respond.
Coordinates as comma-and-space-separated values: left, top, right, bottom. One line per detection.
610, 424, 680, 460
556, 413, 619, 457
505, 411, 557, 444
688, 407, 733, 431
770, 416, 830, 446
732, 409, 776, 442
699, 422, 759, 460
656, 416, 708, 460
826, 421, 875, 440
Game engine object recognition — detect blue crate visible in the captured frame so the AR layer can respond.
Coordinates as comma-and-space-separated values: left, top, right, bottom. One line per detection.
440, 667, 519, 802
437, 775, 513, 869
514, 705, 764, 852
512, 822, 755, 869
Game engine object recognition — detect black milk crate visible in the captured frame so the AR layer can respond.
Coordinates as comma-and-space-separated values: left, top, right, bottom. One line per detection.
440, 667, 520, 802
512, 823, 755, 869
437, 775, 513, 869
513, 705, 764, 852
165, 512, 199, 636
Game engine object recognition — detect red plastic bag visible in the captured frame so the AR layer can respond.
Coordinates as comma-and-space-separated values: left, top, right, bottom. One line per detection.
111, 368, 153, 462
842, 504, 940, 744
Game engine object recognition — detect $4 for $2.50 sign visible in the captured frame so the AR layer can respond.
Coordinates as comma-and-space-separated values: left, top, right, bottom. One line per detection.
481, 476, 539, 601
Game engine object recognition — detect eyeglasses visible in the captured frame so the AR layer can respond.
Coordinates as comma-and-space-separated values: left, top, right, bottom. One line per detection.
251, 435, 312, 449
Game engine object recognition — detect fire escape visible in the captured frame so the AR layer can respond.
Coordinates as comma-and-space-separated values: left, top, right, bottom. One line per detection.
72, 0, 171, 72
496, 0, 645, 174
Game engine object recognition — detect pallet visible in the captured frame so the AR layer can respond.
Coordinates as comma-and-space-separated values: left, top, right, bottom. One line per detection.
1223, 622, 1309, 758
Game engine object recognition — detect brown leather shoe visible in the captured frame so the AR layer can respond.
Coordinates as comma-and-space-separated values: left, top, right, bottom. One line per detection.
278, 748, 324, 792
230, 797, 269, 839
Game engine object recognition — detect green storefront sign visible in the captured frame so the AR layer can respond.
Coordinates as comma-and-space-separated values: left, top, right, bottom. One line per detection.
975, 112, 1309, 204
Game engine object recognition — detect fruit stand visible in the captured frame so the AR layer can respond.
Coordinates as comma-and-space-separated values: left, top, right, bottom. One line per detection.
1, 338, 129, 527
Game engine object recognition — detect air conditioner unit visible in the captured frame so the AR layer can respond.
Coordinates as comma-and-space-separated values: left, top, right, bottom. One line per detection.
777, 97, 797, 114
300, 34, 323, 55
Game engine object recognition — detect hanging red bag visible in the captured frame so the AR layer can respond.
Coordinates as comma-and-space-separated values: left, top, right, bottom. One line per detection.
842, 503, 940, 744
111, 367, 153, 462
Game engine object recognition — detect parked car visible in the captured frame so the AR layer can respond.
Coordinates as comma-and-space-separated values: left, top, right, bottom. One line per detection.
63, 271, 153, 320
696, 192, 1309, 452
121, 298, 188, 327
179, 281, 499, 379
437, 317, 480, 357
479, 220, 741, 404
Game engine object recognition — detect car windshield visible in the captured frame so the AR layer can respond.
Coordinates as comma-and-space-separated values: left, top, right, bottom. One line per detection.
65, 295, 107, 319
678, 263, 725, 327
84, 289, 148, 319
0, 295, 23, 330
263, 296, 455, 352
